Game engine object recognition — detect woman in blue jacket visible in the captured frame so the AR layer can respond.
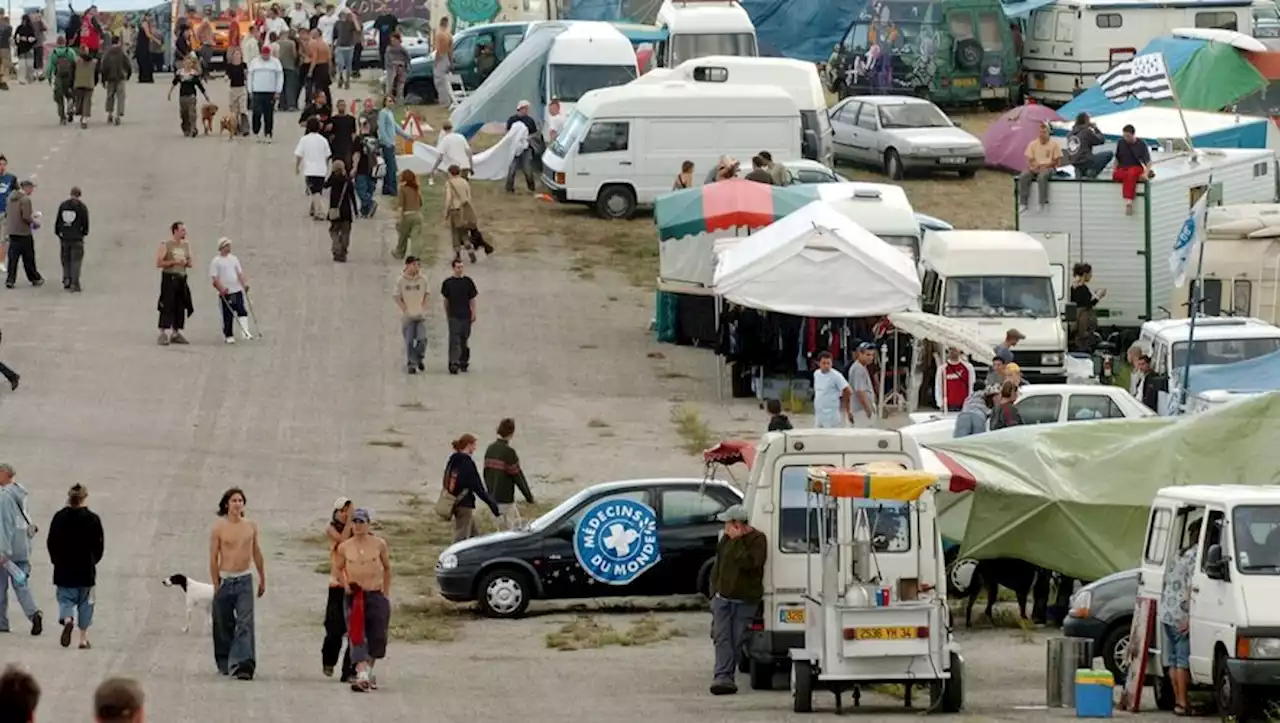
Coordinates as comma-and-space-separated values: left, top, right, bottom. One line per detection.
444, 434, 500, 542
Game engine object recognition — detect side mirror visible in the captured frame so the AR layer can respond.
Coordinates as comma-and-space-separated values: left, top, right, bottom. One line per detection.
1205, 544, 1229, 581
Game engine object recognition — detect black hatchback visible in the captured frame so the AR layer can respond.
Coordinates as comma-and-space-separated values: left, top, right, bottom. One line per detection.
435, 478, 743, 618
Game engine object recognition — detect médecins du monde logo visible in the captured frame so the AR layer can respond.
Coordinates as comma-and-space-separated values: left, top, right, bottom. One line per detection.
573, 497, 661, 585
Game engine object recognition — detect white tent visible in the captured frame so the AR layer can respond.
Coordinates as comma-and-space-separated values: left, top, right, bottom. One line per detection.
712, 201, 921, 317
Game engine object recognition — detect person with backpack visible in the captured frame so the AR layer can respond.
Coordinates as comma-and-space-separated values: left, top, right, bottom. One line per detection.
54, 186, 89, 292
46, 36, 78, 125
71, 42, 97, 129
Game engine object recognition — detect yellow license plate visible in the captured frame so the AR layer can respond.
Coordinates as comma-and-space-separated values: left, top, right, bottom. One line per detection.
1035, 77, 1045, 89
953, 77, 978, 88
854, 626, 918, 640
779, 608, 805, 624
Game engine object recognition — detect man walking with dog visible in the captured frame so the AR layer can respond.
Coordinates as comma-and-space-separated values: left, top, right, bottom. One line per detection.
45, 483, 103, 649
334, 507, 391, 692
0, 463, 43, 635
209, 488, 266, 680
248, 43, 283, 142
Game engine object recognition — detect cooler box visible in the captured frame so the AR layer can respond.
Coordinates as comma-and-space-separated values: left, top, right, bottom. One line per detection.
1074, 669, 1114, 718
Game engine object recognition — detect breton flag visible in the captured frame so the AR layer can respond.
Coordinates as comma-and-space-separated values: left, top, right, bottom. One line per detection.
1170, 185, 1210, 288
1098, 53, 1175, 103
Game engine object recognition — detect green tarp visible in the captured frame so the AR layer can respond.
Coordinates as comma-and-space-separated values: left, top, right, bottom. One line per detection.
1151, 40, 1268, 113
929, 393, 1280, 582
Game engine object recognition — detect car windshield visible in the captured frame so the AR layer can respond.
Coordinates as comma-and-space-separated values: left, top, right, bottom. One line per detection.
878, 102, 951, 129
1172, 336, 1280, 368
1234, 505, 1280, 574
670, 32, 757, 65
528, 487, 595, 532
550, 110, 590, 158
944, 276, 1057, 318
549, 64, 638, 103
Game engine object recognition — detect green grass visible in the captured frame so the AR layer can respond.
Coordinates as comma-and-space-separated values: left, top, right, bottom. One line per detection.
670, 405, 713, 455
545, 614, 685, 651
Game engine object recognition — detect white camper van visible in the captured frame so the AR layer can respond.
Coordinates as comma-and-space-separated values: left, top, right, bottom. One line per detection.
1017, 148, 1278, 343
1024, 0, 1254, 104
632, 56, 833, 166
541, 82, 800, 219
920, 230, 1069, 383
545, 22, 641, 122
652, 0, 758, 68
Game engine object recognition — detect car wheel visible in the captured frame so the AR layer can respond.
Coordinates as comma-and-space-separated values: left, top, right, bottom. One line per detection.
884, 149, 904, 181
476, 567, 532, 619
941, 651, 965, 713
793, 660, 815, 713
1215, 651, 1256, 721
1101, 622, 1132, 681
595, 184, 637, 220
749, 658, 776, 690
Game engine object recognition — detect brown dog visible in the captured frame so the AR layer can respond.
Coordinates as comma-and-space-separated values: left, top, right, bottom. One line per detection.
200, 103, 219, 135
219, 114, 239, 139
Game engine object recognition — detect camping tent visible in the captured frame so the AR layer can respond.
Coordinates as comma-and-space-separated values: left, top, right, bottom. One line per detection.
1059, 37, 1268, 121
712, 200, 921, 317
928, 392, 1280, 582
982, 103, 1064, 173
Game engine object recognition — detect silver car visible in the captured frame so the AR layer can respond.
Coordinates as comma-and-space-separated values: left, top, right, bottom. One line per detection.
360, 18, 431, 68
829, 95, 985, 180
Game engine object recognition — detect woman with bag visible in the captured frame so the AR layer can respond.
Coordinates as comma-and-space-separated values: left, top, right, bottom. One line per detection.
443, 165, 492, 264
325, 160, 358, 263
436, 434, 500, 543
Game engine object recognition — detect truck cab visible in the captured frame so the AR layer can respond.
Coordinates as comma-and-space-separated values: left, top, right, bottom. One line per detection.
651, 0, 758, 69
920, 230, 1069, 384
1137, 486, 1280, 719
1137, 317, 1280, 414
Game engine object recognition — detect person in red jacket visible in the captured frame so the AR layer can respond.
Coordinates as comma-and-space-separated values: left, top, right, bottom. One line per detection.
935, 347, 975, 412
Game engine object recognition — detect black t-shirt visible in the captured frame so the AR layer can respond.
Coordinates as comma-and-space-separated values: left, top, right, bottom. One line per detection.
441, 276, 477, 320
374, 14, 397, 38
354, 133, 377, 176
329, 114, 357, 156
309, 13, 321, 30
226, 62, 246, 88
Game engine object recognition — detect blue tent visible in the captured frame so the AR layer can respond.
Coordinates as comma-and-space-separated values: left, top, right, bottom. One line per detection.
1187, 348, 1280, 395
1058, 37, 1207, 119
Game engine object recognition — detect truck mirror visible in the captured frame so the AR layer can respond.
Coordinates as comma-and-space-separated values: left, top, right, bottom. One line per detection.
1205, 544, 1229, 581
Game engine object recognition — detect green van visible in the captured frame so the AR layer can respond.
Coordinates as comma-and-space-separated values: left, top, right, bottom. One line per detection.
826, 0, 1023, 108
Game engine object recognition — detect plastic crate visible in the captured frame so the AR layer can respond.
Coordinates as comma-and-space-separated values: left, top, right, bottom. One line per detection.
1074, 668, 1114, 718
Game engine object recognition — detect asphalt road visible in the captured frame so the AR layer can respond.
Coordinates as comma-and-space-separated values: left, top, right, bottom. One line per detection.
0, 77, 1187, 722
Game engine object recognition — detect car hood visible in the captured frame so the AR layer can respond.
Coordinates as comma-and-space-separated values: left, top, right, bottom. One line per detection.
443, 530, 531, 556
886, 127, 981, 150
1079, 568, 1139, 593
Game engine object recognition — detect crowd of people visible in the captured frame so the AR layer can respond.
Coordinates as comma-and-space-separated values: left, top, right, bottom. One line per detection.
1018, 111, 1154, 216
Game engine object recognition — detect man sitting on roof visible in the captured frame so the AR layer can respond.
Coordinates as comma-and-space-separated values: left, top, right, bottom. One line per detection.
1065, 112, 1112, 179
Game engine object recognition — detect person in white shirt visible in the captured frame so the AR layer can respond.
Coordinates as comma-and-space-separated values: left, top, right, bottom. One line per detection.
209, 237, 252, 344
295, 117, 333, 219
266, 6, 289, 39
317, 5, 338, 46
288, 1, 310, 31
247, 44, 283, 141
430, 120, 473, 177
812, 351, 852, 428
545, 97, 566, 145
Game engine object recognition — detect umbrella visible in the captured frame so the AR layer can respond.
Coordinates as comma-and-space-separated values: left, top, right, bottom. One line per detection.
654, 180, 886, 241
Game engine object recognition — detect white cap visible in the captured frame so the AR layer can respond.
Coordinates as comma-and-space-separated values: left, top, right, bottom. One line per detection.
333, 496, 351, 511
218, 237, 232, 249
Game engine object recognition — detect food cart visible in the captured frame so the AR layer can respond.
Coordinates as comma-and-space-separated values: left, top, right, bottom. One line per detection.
790, 465, 964, 714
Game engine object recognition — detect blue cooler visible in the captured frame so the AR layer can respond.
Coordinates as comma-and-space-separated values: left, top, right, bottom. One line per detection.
1074, 669, 1114, 718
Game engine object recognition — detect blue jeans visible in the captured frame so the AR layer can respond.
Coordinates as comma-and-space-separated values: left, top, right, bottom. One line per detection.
1075, 150, 1114, 179
402, 317, 426, 368
0, 560, 39, 630
56, 586, 94, 629
334, 46, 355, 82
218, 291, 247, 338
354, 175, 375, 217
380, 145, 398, 195
954, 411, 987, 437
212, 575, 256, 675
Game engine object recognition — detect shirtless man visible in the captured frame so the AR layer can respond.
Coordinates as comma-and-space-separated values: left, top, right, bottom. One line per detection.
432, 17, 452, 107
307, 29, 332, 106
209, 488, 266, 680
334, 507, 391, 692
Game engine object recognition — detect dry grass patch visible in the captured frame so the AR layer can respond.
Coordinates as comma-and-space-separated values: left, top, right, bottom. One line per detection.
586, 418, 610, 429
670, 405, 713, 456
366, 439, 407, 449
545, 614, 686, 651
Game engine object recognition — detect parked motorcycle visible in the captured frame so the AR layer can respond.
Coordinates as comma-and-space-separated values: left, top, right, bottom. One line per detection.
1092, 331, 1121, 386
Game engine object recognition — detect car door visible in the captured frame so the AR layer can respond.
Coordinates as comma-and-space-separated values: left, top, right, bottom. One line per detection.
829, 100, 862, 163
571, 121, 634, 193
451, 34, 478, 88
1064, 392, 1127, 421
655, 486, 736, 595
1188, 507, 1231, 681
1013, 392, 1063, 424
538, 488, 653, 600
853, 102, 883, 165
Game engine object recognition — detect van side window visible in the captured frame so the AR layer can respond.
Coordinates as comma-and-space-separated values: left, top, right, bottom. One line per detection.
1233, 280, 1253, 316
580, 122, 630, 154
779, 466, 835, 553
1095, 13, 1122, 28
1144, 508, 1171, 565
1066, 394, 1125, 420
1195, 11, 1239, 30
692, 66, 728, 82
921, 270, 941, 313
502, 32, 523, 55
1031, 11, 1054, 41
1201, 510, 1226, 570
1178, 506, 1206, 552
452, 35, 477, 67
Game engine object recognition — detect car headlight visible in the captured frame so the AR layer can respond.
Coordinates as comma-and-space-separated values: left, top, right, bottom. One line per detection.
1241, 637, 1280, 659
1041, 352, 1063, 366
1068, 590, 1091, 619
437, 552, 458, 571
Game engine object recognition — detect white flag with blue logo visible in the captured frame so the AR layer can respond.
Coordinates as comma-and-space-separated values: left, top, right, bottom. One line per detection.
1170, 191, 1209, 288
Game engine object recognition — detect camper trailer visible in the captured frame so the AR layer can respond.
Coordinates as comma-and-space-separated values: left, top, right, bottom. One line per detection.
1184, 203, 1280, 323
1024, 0, 1254, 104
1016, 148, 1278, 345
651, 0, 758, 69
631, 56, 833, 165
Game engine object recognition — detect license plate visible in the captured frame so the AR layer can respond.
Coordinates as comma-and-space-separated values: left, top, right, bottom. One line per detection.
940, 157, 966, 165
1035, 77, 1045, 90
953, 77, 977, 87
779, 607, 805, 624
854, 626, 918, 640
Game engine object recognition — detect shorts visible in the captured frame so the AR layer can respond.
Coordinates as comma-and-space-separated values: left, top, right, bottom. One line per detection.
305, 176, 325, 194
1163, 622, 1190, 668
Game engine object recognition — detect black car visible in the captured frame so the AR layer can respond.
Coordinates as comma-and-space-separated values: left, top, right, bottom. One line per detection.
435, 478, 743, 618
1063, 569, 1141, 681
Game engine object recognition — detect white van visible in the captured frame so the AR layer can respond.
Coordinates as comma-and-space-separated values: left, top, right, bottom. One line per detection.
545, 22, 640, 123
1137, 485, 1280, 718
920, 230, 1069, 384
652, 0, 758, 68
826, 184, 922, 261
1136, 317, 1280, 413
632, 56, 832, 167
1024, 0, 1253, 104
541, 81, 800, 219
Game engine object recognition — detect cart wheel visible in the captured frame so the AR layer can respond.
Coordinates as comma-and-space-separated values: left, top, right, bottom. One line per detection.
793, 661, 815, 713
942, 651, 965, 713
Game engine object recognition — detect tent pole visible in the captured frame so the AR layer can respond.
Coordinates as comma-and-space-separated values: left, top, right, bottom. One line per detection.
715, 295, 723, 403
1163, 51, 1196, 153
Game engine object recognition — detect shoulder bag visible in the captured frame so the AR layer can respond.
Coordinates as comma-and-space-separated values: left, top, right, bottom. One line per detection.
327, 180, 349, 221
434, 463, 460, 521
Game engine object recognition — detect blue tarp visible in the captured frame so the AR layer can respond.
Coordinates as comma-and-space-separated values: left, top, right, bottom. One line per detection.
1051, 115, 1270, 150
1186, 348, 1280, 394
1058, 37, 1208, 120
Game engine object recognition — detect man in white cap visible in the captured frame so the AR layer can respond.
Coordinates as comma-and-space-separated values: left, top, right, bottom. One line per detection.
709, 503, 765, 695
322, 497, 354, 681
209, 238, 252, 344
504, 100, 538, 194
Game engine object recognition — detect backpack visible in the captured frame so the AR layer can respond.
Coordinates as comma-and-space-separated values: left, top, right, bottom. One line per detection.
55, 52, 75, 83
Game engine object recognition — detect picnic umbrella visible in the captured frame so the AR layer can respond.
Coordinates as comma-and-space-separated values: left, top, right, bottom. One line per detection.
654, 179, 868, 241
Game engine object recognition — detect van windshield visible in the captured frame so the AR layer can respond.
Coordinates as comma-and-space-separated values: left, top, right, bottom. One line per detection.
1171, 336, 1280, 368
549, 64, 639, 103
880, 234, 920, 262
550, 110, 590, 158
944, 276, 1057, 318
1234, 505, 1280, 574
670, 32, 757, 65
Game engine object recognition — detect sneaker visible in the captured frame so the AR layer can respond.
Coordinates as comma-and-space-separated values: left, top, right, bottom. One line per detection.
114, 116, 122, 126
107, 114, 114, 124
448, 365, 459, 375
709, 680, 737, 695
170, 332, 189, 345
9, 374, 18, 391
3, 283, 12, 290
369, 199, 378, 216
417, 360, 424, 371
60, 619, 73, 647
234, 667, 254, 681
158, 332, 170, 346
71, 284, 81, 293
407, 365, 417, 375
31, 611, 42, 636
226, 337, 235, 344
79, 120, 87, 129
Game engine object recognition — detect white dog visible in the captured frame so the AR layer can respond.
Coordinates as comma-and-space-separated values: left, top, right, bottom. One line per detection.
163, 573, 215, 633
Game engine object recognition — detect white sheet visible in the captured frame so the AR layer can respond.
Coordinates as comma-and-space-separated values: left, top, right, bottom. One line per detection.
396, 126, 523, 182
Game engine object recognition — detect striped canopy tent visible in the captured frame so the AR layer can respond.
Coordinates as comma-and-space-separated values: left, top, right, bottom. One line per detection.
1059, 37, 1267, 120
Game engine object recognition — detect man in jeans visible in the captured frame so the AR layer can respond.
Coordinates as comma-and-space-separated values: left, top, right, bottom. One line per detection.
440, 258, 477, 374
1159, 518, 1201, 716
209, 488, 266, 680
709, 504, 766, 695
247, 44, 283, 142
394, 256, 428, 375
377, 94, 413, 196
352, 119, 379, 217
0, 463, 43, 635
274, 30, 299, 111
332, 8, 357, 89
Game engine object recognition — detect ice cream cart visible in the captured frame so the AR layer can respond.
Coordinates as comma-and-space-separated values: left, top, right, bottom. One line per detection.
790, 465, 964, 714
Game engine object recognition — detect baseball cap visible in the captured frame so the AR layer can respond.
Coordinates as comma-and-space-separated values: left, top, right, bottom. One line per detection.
333, 496, 351, 511
1006, 328, 1026, 341
218, 237, 232, 249
856, 341, 877, 352
352, 507, 371, 523
718, 504, 749, 523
